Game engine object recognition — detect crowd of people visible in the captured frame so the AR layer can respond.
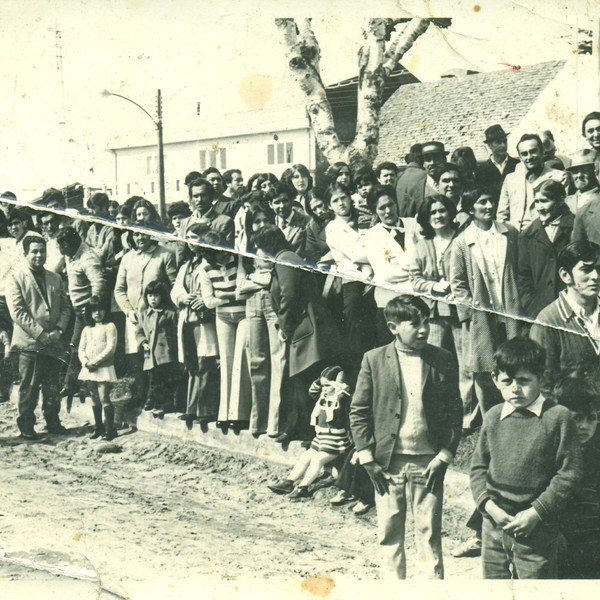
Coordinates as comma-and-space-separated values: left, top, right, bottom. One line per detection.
1, 112, 600, 580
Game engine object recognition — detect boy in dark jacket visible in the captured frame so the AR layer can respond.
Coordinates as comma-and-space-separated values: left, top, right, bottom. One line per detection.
350, 295, 462, 579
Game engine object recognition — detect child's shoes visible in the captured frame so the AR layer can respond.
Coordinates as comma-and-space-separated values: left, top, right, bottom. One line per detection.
267, 479, 295, 495
287, 485, 311, 501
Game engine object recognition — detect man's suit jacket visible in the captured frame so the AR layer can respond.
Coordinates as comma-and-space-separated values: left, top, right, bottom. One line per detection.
497, 164, 567, 232
6, 265, 71, 354
303, 217, 331, 264
572, 196, 600, 246
476, 156, 519, 200
565, 187, 600, 215
518, 212, 574, 319
270, 249, 342, 377
350, 342, 462, 470
395, 164, 435, 218
279, 209, 310, 256
180, 208, 235, 248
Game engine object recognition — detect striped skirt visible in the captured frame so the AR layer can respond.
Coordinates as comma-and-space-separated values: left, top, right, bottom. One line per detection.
310, 425, 352, 455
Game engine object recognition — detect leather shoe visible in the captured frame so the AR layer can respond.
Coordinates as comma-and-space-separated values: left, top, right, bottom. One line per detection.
267, 479, 295, 495
288, 485, 311, 501
20, 430, 40, 441
451, 536, 482, 558
330, 490, 354, 506
47, 424, 68, 435
352, 501, 373, 516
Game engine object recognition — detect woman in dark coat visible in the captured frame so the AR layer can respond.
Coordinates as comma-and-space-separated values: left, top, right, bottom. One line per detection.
253, 225, 343, 442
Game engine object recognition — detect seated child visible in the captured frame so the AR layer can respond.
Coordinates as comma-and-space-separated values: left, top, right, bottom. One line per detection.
553, 375, 600, 579
470, 337, 583, 579
267, 366, 352, 499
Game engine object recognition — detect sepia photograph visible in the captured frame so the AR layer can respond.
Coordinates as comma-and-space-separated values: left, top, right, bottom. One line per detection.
1, 0, 599, 597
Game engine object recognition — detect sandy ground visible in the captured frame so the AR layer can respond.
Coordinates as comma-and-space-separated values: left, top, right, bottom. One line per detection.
0, 396, 479, 598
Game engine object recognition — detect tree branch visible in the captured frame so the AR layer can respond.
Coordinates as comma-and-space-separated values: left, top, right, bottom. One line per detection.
351, 17, 432, 166
382, 18, 431, 73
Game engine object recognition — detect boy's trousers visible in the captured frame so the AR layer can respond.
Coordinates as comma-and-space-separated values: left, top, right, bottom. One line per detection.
482, 515, 559, 579
374, 454, 444, 579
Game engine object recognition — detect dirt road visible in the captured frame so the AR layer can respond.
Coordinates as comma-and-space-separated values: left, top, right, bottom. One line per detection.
0, 400, 479, 598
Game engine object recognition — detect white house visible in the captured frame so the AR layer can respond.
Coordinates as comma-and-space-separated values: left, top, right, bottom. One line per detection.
107, 105, 315, 205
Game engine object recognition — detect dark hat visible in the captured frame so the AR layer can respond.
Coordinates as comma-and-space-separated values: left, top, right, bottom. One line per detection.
484, 124, 509, 144
420, 141, 449, 157
0, 190, 16, 201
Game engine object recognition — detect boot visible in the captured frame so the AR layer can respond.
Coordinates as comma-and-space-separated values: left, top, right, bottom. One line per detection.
89, 405, 104, 439
102, 405, 116, 441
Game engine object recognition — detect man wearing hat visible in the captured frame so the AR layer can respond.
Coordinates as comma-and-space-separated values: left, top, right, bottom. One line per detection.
571, 151, 600, 246
582, 111, 600, 172
395, 141, 447, 218
476, 125, 519, 201
497, 133, 568, 232
566, 149, 600, 214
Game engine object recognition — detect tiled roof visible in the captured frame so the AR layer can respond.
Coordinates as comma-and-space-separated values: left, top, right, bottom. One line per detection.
377, 60, 566, 163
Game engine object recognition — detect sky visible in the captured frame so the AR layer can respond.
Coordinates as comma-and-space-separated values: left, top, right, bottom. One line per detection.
0, 0, 596, 198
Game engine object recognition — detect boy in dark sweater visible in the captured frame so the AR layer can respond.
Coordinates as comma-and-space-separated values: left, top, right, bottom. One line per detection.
470, 337, 582, 579
553, 376, 600, 579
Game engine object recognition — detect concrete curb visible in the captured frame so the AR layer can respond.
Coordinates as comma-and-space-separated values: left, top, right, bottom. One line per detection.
65, 399, 474, 516
67, 400, 308, 467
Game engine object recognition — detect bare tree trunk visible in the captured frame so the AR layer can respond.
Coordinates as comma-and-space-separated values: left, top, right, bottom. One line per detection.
276, 17, 433, 171
349, 18, 430, 168
275, 18, 348, 165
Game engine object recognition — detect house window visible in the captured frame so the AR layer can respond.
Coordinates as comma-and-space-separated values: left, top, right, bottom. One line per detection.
151, 181, 155, 194
267, 141, 294, 165
176, 180, 180, 192
127, 183, 131, 195
209, 149, 217, 168
199, 150, 207, 171
219, 148, 227, 169
146, 156, 159, 174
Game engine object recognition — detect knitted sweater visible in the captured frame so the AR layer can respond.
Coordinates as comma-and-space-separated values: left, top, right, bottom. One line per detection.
470, 399, 582, 521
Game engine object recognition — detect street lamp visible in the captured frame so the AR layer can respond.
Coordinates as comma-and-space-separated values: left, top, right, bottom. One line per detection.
102, 89, 166, 221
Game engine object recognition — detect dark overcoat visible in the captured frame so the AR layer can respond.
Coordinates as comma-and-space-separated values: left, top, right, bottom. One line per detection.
269, 249, 340, 377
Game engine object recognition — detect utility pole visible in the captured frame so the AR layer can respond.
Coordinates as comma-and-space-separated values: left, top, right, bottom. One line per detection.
157, 89, 166, 221
102, 89, 167, 220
